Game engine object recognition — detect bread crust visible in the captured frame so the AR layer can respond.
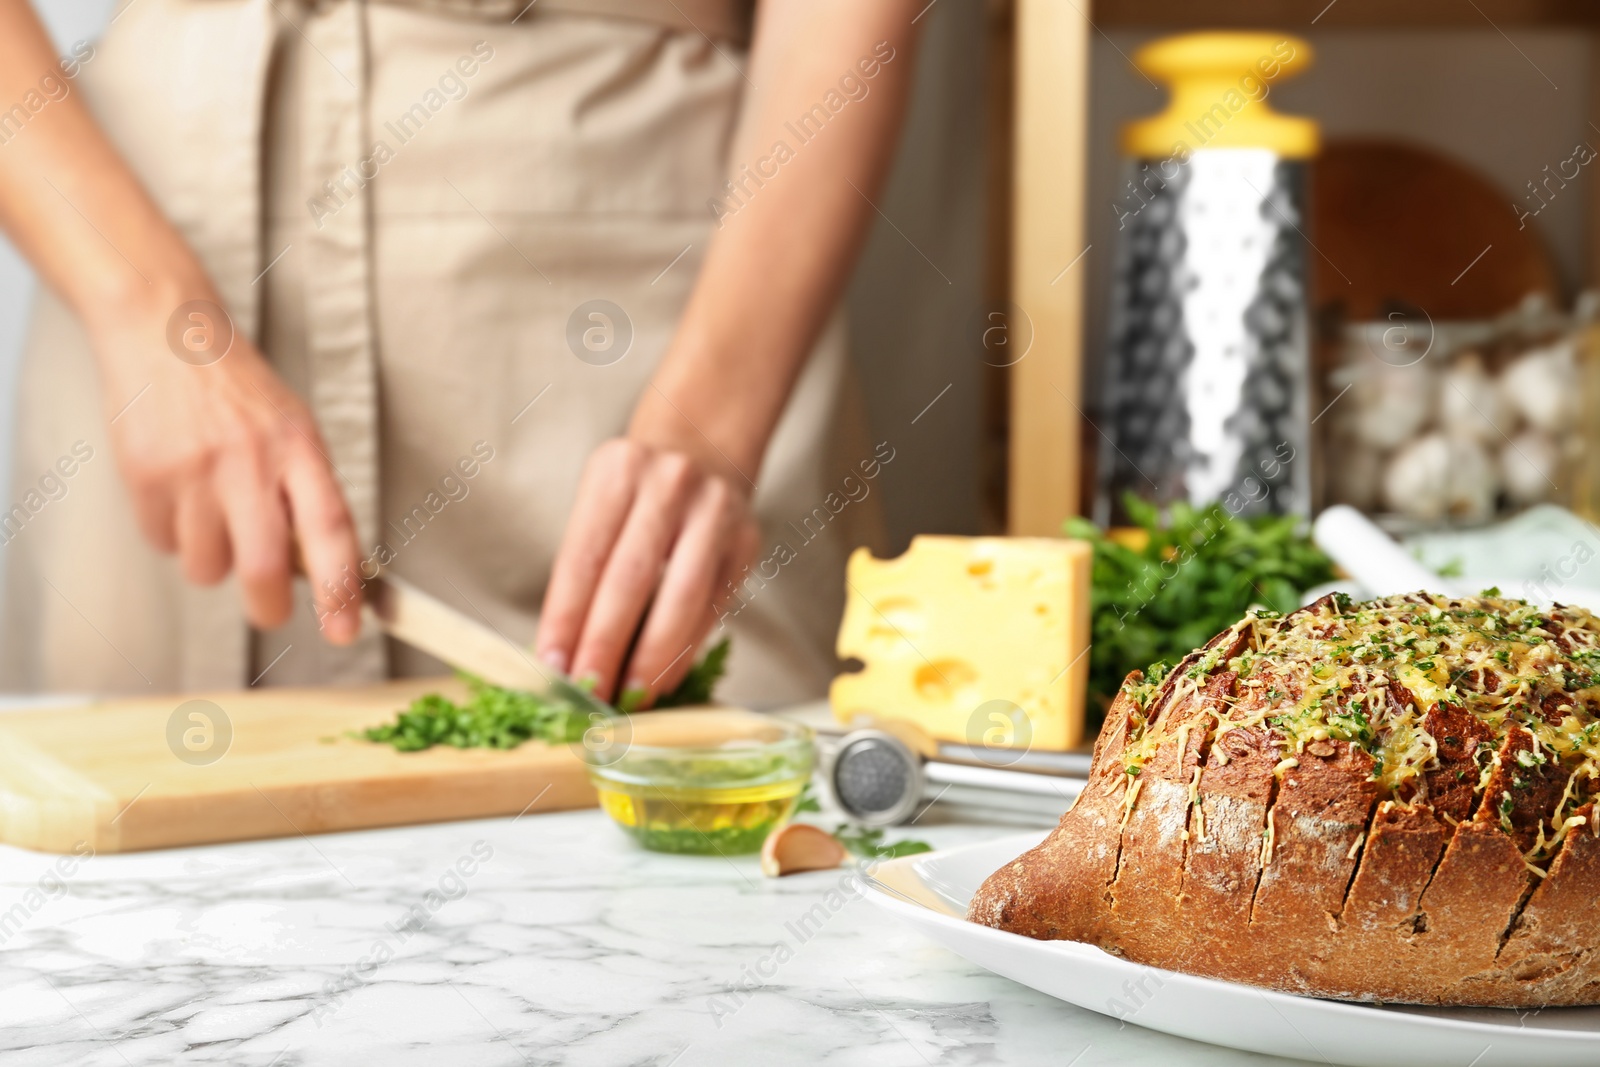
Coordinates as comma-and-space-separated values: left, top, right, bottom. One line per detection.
967, 594, 1600, 1006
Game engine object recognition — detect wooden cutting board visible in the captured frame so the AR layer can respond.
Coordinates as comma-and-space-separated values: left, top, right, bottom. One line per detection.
0, 678, 598, 854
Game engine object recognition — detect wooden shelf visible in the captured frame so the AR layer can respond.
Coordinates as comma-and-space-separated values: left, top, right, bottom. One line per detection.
1007, 0, 1091, 535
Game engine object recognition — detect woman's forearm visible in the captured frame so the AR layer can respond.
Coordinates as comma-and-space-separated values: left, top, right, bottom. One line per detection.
0, 2, 367, 642
629, 0, 923, 484
0, 0, 208, 332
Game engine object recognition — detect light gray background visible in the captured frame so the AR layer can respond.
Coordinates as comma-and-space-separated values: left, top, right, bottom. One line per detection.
2, 9, 1592, 560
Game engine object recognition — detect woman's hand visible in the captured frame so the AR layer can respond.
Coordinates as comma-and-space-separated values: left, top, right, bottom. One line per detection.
536, 0, 920, 701
0, 2, 362, 642
90, 283, 364, 642
536, 437, 759, 704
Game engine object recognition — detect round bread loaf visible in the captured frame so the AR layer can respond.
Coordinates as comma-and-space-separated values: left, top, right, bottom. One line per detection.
969, 592, 1600, 1006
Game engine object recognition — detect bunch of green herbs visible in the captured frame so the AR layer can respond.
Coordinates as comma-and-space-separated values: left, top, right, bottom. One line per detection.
360, 638, 731, 752
1064, 495, 1335, 721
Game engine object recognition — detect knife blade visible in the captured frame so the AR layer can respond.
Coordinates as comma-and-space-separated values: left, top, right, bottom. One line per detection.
362, 574, 616, 720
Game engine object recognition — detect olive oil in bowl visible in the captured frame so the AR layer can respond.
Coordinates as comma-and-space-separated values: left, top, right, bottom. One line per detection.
583, 709, 814, 855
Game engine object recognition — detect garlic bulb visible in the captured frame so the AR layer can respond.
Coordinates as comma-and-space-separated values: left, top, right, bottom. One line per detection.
1499, 430, 1561, 506
1439, 353, 1514, 443
1349, 361, 1435, 451
1500, 341, 1577, 433
1383, 433, 1499, 524
1382, 434, 1451, 522
1444, 435, 1499, 523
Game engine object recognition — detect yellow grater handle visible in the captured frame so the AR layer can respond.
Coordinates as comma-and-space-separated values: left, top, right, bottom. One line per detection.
1122, 32, 1318, 159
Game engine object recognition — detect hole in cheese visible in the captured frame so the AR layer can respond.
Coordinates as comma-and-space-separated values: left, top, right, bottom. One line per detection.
914, 658, 979, 702
866, 597, 924, 641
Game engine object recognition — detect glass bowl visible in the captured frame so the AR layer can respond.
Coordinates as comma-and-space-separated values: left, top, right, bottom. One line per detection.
581, 708, 814, 854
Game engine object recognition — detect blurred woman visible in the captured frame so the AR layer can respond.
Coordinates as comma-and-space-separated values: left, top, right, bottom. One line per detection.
0, 0, 918, 704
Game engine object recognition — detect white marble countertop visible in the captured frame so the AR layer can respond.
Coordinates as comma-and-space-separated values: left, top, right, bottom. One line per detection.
0, 804, 1314, 1066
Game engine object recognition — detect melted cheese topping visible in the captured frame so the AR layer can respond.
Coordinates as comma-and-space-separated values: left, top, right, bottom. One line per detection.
1117, 593, 1600, 859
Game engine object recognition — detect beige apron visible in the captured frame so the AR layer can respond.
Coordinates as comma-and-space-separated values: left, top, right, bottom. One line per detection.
2, 0, 884, 707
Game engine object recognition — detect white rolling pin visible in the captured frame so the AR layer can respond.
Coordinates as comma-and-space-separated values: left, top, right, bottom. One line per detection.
1312, 505, 1462, 599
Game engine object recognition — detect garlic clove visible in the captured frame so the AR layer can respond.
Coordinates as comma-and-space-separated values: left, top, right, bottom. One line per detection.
760, 823, 847, 877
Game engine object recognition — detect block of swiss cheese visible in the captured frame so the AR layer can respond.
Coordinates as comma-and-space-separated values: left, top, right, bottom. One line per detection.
830, 536, 1092, 751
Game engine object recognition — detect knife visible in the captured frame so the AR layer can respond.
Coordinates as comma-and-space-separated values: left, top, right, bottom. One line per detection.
362, 574, 617, 720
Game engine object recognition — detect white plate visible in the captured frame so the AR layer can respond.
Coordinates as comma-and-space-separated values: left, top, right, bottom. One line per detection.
862, 831, 1600, 1067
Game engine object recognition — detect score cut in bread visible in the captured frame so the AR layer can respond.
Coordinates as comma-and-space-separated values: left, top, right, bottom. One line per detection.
969, 592, 1600, 1006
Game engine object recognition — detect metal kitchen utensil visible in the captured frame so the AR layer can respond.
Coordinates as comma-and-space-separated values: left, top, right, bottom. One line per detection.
1096, 32, 1318, 525
822, 727, 1083, 826
365, 574, 616, 722
826, 729, 926, 825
